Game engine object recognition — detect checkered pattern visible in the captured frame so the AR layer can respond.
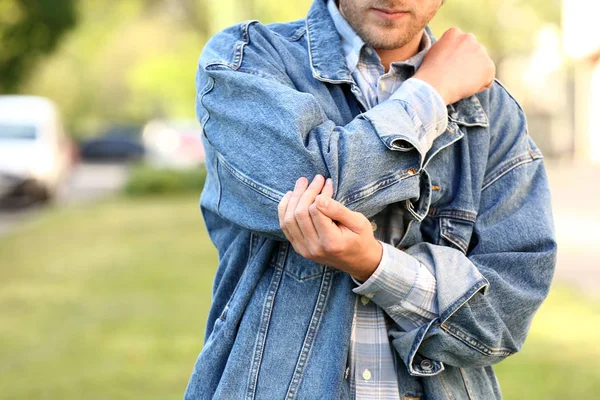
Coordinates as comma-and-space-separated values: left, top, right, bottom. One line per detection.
327, 0, 444, 398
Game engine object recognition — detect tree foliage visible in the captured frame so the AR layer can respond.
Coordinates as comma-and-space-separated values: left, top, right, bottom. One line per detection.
19, 0, 561, 136
0, 0, 77, 93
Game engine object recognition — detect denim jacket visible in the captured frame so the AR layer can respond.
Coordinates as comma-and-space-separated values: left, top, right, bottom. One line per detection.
184, 0, 557, 398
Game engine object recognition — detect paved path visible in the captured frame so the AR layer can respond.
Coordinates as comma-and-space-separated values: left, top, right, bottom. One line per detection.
0, 162, 129, 237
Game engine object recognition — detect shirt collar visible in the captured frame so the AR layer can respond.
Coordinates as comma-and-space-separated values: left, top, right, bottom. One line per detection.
306, 0, 488, 127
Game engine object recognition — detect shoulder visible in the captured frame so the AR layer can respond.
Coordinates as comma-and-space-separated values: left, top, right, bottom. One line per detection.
475, 80, 543, 182
199, 19, 307, 71
475, 79, 529, 146
476, 79, 526, 125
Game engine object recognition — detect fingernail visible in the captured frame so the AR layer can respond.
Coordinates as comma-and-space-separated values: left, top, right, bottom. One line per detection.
326, 178, 333, 187
283, 191, 292, 200
295, 178, 304, 189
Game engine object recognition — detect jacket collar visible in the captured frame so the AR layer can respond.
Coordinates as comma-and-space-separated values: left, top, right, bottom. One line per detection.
305, 0, 488, 127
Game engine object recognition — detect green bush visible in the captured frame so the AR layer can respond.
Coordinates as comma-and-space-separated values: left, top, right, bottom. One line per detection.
123, 164, 207, 196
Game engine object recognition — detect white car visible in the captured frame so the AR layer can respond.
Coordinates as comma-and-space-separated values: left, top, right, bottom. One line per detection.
0, 96, 71, 203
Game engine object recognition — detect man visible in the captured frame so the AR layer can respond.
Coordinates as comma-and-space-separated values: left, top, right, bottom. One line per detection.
184, 0, 556, 398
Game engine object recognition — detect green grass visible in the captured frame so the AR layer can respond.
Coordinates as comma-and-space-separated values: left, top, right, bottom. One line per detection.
0, 195, 215, 400
495, 289, 600, 399
0, 195, 598, 399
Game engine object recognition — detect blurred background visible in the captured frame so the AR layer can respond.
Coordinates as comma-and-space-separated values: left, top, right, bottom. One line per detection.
0, 0, 598, 399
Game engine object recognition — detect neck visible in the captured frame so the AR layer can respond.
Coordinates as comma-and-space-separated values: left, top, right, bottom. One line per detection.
375, 30, 424, 72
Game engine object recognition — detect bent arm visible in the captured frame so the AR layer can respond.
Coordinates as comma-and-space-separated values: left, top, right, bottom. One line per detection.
386, 87, 556, 375
197, 23, 447, 239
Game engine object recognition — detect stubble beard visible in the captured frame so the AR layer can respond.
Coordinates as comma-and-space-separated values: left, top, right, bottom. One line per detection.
339, 0, 437, 50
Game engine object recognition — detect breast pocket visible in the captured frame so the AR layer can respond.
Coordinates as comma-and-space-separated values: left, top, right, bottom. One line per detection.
439, 216, 475, 255
283, 247, 325, 281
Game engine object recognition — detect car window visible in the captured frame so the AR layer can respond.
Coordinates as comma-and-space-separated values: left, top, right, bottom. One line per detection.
0, 123, 37, 140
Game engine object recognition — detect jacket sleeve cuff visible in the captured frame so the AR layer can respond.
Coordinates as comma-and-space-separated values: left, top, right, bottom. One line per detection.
351, 242, 438, 331
388, 243, 490, 376
360, 77, 448, 165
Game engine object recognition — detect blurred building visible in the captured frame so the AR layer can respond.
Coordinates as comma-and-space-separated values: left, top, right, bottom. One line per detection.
498, 25, 572, 160
563, 0, 600, 164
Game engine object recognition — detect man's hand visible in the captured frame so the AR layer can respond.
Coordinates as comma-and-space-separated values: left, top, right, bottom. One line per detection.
277, 175, 383, 282
414, 27, 496, 105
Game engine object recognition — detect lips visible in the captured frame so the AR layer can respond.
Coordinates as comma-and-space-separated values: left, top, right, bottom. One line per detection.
371, 8, 409, 21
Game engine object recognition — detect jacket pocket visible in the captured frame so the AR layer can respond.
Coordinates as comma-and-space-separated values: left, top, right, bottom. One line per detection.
283, 247, 325, 281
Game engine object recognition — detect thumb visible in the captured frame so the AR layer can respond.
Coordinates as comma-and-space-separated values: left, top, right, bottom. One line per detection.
315, 195, 364, 232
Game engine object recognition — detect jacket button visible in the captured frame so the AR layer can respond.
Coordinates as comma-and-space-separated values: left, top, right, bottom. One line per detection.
420, 359, 434, 371
360, 296, 370, 305
362, 369, 371, 381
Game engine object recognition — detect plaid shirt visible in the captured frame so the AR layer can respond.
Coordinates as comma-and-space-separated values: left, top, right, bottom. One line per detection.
327, 1, 446, 398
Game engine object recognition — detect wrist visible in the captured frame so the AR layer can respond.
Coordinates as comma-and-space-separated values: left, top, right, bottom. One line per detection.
352, 240, 383, 282
412, 73, 450, 105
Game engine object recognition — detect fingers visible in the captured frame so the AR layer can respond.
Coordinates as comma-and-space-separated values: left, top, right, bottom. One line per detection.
294, 175, 326, 241
309, 200, 339, 239
278, 175, 326, 246
315, 194, 366, 233
321, 178, 334, 198
277, 190, 293, 238
278, 177, 308, 243
308, 178, 337, 239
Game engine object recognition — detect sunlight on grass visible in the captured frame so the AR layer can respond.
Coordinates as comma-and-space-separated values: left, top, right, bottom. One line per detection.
495, 287, 600, 399
0, 195, 598, 399
0, 195, 216, 400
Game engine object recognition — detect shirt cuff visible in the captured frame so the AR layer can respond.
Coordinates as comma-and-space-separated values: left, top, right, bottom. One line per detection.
388, 77, 448, 152
352, 242, 438, 331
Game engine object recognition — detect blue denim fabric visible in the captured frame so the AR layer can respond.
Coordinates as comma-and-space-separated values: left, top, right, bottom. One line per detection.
184, 0, 557, 398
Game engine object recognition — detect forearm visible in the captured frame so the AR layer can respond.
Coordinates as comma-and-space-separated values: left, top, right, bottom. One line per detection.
199, 65, 447, 238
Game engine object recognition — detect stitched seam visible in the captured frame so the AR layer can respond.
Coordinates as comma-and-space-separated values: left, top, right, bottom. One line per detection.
339, 167, 419, 206
427, 208, 477, 222
217, 154, 284, 203
441, 231, 468, 254
460, 368, 475, 400
440, 222, 469, 255
197, 76, 214, 129
439, 218, 472, 255
439, 372, 457, 400
440, 323, 514, 357
283, 268, 324, 281
439, 279, 489, 324
219, 233, 259, 322
285, 268, 334, 399
422, 124, 465, 170
220, 234, 264, 328
305, 17, 353, 84
245, 243, 288, 399
235, 67, 292, 86
287, 27, 307, 41
202, 20, 258, 71
270, 26, 306, 42
214, 155, 223, 219
482, 150, 543, 191
407, 319, 445, 377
